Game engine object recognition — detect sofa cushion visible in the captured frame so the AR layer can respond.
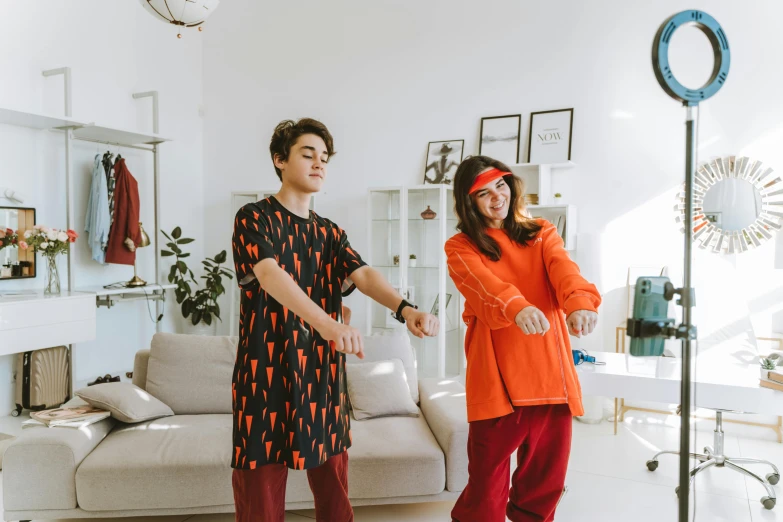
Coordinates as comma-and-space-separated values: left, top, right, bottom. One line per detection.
74, 412, 444, 510
76, 382, 174, 424
76, 414, 234, 511
360, 333, 419, 404
145, 333, 237, 414
345, 408, 445, 498
346, 359, 419, 420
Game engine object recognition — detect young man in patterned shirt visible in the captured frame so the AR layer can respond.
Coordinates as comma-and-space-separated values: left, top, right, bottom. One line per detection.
231, 118, 439, 522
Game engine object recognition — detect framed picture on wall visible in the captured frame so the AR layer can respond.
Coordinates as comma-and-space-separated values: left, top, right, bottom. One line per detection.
424, 140, 464, 185
527, 108, 574, 164
479, 115, 521, 165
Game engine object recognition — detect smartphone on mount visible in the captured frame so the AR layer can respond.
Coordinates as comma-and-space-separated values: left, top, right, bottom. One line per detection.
629, 276, 673, 357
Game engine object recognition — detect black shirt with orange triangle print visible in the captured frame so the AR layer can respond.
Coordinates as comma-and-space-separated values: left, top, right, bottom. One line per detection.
231, 196, 366, 471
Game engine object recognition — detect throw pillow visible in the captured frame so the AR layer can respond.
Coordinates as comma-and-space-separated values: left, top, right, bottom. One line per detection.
346, 358, 419, 421
76, 382, 174, 424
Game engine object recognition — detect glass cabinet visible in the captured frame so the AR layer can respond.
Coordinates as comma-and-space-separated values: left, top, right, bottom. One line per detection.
366, 185, 465, 378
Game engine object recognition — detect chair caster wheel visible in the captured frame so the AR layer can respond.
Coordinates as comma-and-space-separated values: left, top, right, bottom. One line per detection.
761, 497, 776, 510
11, 405, 21, 417
767, 473, 780, 485
646, 460, 659, 472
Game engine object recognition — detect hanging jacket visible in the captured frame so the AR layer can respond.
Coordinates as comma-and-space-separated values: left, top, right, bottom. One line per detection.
105, 158, 141, 265
445, 220, 602, 422
84, 154, 111, 264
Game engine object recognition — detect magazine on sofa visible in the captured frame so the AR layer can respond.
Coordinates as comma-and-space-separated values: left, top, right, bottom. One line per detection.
28, 405, 110, 428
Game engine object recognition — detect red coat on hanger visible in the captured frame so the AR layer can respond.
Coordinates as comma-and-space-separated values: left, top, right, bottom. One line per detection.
105, 158, 141, 265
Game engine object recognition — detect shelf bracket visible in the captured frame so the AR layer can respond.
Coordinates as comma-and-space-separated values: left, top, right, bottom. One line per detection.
96, 288, 169, 309
132, 91, 160, 134
42, 67, 72, 117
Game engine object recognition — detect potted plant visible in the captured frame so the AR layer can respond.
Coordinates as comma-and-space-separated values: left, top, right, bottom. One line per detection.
760, 357, 778, 379
161, 227, 234, 336
554, 193, 563, 204
20, 226, 77, 294
409, 254, 417, 267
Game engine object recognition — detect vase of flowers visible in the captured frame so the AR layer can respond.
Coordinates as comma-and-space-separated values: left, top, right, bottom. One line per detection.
21, 226, 78, 295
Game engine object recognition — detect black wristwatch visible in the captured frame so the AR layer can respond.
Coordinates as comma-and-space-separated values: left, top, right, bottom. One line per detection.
394, 299, 418, 324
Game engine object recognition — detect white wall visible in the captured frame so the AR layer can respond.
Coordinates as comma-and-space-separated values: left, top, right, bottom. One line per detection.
203, 0, 783, 355
0, 2, 204, 412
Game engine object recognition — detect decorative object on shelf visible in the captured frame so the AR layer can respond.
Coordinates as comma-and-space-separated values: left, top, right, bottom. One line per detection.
430, 293, 452, 317
674, 156, 783, 254
421, 206, 437, 220
555, 215, 567, 240
138, 0, 221, 38
524, 194, 539, 206
424, 140, 464, 185
162, 226, 234, 334
20, 226, 78, 294
527, 108, 574, 163
480, 115, 521, 165
554, 193, 562, 204
409, 254, 417, 267
126, 222, 152, 287
760, 357, 778, 380
393, 254, 400, 266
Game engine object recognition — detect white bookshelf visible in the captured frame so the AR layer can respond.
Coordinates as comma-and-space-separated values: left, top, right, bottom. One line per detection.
510, 162, 578, 251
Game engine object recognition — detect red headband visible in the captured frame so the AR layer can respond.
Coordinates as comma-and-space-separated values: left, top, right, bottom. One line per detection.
469, 168, 510, 194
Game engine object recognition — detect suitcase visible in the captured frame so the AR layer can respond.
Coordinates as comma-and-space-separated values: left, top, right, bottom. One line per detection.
13, 346, 70, 417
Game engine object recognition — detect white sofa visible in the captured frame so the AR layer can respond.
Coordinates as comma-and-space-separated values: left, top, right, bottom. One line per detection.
3, 333, 468, 520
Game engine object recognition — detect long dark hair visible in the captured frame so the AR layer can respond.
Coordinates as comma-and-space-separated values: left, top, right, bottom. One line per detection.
453, 155, 543, 261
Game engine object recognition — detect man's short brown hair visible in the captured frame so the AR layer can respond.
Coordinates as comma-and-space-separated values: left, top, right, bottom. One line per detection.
269, 118, 336, 181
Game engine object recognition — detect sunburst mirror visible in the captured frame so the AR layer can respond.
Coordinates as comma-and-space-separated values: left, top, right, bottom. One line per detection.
675, 156, 783, 254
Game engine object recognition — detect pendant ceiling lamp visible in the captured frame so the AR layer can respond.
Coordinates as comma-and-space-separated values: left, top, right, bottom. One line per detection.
138, 0, 221, 38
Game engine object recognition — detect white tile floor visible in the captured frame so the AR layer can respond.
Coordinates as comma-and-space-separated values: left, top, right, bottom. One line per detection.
1, 414, 780, 521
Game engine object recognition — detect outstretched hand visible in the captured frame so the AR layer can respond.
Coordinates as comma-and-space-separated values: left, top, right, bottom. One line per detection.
405, 309, 439, 338
316, 320, 365, 359
566, 310, 598, 338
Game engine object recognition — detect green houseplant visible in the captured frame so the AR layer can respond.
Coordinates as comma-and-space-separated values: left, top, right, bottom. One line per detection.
161, 227, 234, 331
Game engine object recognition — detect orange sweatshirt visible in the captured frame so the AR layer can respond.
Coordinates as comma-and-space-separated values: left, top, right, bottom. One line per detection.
445, 220, 601, 422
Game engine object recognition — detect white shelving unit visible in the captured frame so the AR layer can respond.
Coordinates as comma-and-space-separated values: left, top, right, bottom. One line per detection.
366, 185, 465, 379
510, 162, 578, 250
0, 68, 173, 400
0, 107, 87, 130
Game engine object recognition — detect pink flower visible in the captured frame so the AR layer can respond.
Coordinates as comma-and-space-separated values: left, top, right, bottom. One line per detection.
66, 229, 79, 243
0, 230, 5, 239
4, 228, 11, 236
19, 241, 28, 250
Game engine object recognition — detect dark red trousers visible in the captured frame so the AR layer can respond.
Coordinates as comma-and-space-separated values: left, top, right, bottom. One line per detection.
232, 451, 353, 522
452, 404, 572, 522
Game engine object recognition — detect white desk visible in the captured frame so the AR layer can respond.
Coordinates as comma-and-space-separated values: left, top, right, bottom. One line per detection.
0, 291, 96, 356
578, 353, 783, 417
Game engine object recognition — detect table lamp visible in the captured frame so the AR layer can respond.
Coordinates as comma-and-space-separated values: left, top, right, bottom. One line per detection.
126, 222, 151, 287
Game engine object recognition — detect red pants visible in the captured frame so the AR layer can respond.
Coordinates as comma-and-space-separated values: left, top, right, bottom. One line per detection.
232, 451, 353, 522
452, 404, 572, 522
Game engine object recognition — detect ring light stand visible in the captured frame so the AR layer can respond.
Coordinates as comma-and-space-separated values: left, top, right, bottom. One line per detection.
651, 10, 730, 521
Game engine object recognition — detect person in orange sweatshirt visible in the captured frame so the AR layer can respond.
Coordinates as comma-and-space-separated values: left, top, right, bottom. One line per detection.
445, 155, 601, 522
